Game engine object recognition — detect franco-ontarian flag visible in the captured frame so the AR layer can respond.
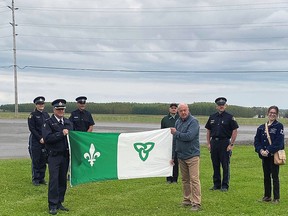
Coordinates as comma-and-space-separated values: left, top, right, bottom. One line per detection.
68, 128, 173, 186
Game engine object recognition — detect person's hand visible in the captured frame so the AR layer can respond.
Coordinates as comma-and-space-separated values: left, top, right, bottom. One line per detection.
63, 129, 69, 136
170, 159, 175, 166
260, 149, 268, 157
227, 144, 233, 151
170, 127, 176, 135
207, 143, 211, 152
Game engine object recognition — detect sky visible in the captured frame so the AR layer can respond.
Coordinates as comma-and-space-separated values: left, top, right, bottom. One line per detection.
1, 0, 288, 108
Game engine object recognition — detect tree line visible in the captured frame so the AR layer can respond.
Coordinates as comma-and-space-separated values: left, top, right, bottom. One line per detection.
0, 102, 281, 118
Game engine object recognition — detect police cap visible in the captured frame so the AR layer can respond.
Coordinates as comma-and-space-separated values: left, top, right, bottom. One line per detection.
76, 96, 87, 104
215, 97, 227, 106
170, 103, 178, 108
51, 99, 66, 109
33, 96, 45, 105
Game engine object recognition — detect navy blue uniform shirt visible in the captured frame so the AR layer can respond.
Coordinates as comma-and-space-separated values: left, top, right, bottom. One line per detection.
69, 109, 95, 132
205, 111, 239, 139
28, 109, 50, 142
42, 115, 73, 152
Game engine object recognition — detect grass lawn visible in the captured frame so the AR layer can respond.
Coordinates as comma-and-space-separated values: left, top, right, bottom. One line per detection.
1, 145, 288, 215
1, 112, 288, 125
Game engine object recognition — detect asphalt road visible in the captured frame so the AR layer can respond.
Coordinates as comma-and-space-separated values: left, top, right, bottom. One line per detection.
0, 119, 281, 159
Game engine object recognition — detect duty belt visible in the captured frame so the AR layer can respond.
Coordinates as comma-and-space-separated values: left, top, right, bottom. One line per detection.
211, 137, 229, 141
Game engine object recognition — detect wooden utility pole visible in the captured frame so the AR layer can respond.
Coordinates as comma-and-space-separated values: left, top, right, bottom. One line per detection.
8, 0, 18, 116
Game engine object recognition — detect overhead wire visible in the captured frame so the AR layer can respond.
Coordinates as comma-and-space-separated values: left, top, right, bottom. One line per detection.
17, 35, 288, 41
16, 2, 288, 13
2, 48, 286, 53
14, 65, 288, 74
2, 1, 288, 71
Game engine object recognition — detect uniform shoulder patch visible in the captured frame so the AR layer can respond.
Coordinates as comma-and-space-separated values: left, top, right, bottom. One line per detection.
28, 114, 33, 119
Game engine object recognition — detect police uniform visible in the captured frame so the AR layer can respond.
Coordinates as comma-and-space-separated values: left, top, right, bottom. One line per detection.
69, 96, 95, 132
28, 96, 50, 186
205, 97, 239, 190
161, 103, 179, 183
42, 99, 73, 214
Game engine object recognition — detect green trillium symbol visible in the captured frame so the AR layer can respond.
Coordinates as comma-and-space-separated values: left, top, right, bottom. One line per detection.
133, 142, 155, 161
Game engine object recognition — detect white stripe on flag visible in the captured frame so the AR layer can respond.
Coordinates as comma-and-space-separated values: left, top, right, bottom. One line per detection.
117, 128, 173, 179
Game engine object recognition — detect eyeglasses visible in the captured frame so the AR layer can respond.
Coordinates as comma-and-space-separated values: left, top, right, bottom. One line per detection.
269, 112, 277, 115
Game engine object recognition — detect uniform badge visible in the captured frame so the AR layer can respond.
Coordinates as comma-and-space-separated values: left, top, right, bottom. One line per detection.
28, 114, 32, 119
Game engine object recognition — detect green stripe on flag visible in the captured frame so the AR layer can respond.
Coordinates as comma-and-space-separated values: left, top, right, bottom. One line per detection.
69, 131, 120, 186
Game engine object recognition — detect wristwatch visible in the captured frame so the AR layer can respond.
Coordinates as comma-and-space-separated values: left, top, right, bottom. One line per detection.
230, 143, 234, 146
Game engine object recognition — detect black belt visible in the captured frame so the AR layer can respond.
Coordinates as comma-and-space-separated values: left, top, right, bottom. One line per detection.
48, 150, 68, 156
211, 137, 229, 141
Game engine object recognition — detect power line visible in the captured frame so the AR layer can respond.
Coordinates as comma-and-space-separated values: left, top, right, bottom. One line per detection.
16, 2, 288, 12
17, 22, 288, 30
17, 6, 288, 13
0, 65, 12, 68
18, 34, 288, 41
10, 48, 288, 53
16, 65, 288, 73
1, 64, 288, 73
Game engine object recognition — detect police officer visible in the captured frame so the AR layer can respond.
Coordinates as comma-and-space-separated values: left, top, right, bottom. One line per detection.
161, 103, 179, 183
69, 96, 95, 132
205, 97, 239, 192
28, 96, 50, 186
42, 99, 73, 215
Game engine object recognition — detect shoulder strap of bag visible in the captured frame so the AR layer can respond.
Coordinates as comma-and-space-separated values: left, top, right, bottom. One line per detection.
265, 122, 272, 145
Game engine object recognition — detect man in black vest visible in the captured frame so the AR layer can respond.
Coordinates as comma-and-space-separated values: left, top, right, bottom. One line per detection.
42, 99, 73, 215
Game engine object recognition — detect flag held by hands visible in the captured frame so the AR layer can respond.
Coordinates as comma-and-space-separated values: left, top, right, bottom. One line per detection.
68, 128, 173, 186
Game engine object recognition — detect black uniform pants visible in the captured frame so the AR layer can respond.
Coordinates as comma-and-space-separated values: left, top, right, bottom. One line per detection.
47, 152, 69, 209
210, 139, 231, 189
167, 154, 179, 183
262, 156, 280, 199
28, 135, 47, 182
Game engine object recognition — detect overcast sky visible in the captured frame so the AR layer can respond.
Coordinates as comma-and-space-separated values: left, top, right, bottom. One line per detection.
1, 0, 288, 108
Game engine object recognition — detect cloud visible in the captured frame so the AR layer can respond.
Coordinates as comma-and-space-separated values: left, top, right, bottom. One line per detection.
1, 0, 288, 108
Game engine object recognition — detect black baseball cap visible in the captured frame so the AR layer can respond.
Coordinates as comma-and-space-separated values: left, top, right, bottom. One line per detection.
170, 103, 178, 108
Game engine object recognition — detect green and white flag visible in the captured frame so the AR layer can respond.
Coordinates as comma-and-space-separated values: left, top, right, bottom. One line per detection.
68, 128, 173, 186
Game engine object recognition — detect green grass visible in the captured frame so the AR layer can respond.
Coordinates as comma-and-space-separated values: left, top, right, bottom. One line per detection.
1, 146, 288, 215
1, 112, 288, 125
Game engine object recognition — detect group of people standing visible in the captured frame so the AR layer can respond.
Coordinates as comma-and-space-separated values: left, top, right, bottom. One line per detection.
27, 95, 285, 214
161, 98, 284, 211
27, 96, 94, 215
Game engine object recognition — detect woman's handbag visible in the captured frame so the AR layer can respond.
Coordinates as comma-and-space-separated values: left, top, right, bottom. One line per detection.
265, 123, 286, 165
274, 150, 286, 165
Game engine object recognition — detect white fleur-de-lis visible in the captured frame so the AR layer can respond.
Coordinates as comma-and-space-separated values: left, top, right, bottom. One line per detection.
84, 144, 101, 167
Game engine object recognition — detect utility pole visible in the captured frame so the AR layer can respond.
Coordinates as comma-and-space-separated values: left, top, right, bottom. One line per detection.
8, 0, 18, 116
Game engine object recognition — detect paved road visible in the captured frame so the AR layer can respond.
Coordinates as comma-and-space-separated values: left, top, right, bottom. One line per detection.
0, 119, 283, 159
